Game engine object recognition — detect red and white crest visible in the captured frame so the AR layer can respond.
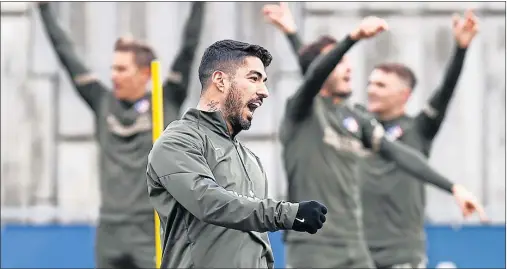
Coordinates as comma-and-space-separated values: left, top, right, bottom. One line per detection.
343, 117, 359, 133
134, 99, 150, 114
387, 125, 404, 140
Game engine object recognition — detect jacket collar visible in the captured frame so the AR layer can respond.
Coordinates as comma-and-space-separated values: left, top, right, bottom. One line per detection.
183, 108, 231, 139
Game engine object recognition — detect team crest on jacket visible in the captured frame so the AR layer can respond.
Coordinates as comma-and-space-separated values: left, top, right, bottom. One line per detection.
387, 125, 404, 140
343, 117, 359, 133
134, 99, 150, 114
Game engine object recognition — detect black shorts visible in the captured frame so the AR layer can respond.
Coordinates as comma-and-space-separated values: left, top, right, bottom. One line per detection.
95, 220, 155, 268
285, 241, 375, 269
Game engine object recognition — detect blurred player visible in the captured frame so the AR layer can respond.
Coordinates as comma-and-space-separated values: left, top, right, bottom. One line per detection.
265, 4, 486, 268
146, 39, 328, 268
276, 16, 386, 268
359, 10, 486, 269
37, 2, 205, 268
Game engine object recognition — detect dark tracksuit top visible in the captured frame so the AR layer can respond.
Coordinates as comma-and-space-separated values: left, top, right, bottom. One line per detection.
147, 109, 299, 268
39, 2, 204, 267
359, 45, 467, 268
280, 36, 376, 268
280, 33, 456, 268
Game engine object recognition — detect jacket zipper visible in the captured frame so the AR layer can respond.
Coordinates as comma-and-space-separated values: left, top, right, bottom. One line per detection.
231, 138, 255, 196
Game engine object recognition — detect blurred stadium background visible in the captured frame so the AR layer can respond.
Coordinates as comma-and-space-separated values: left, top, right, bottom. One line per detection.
1, 1, 505, 268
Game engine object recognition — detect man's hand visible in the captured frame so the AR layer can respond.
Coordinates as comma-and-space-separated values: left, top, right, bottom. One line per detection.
349, 104, 386, 152
262, 2, 297, 34
292, 201, 328, 234
453, 9, 479, 48
350, 16, 388, 41
452, 184, 489, 222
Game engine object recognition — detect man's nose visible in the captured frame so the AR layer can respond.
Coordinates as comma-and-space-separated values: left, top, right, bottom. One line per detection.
367, 86, 376, 95
257, 84, 269, 99
111, 71, 119, 80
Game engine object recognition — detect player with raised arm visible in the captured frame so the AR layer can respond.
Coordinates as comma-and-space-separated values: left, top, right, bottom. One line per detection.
359, 10, 486, 269
267, 7, 486, 268
38, 2, 205, 268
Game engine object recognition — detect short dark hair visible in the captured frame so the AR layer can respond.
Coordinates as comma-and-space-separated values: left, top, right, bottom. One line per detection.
114, 36, 157, 68
198, 39, 273, 90
374, 62, 418, 89
298, 35, 337, 75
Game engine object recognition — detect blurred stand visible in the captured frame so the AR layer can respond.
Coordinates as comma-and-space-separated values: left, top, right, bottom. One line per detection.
0, 2, 505, 225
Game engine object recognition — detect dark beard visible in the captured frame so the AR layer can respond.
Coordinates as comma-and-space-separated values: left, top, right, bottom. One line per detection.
326, 79, 352, 99
224, 82, 251, 135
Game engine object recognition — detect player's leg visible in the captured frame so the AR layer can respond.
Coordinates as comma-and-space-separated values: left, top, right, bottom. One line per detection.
347, 240, 376, 269
372, 245, 428, 269
286, 242, 373, 268
123, 218, 156, 268
95, 221, 125, 268
130, 240, 156, 269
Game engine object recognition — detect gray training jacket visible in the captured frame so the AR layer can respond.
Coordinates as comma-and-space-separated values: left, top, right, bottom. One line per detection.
147, 108, 299, 268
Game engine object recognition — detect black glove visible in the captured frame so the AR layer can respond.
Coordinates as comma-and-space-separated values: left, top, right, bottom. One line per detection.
292, 200, 328, 234
350, 104, 385, 151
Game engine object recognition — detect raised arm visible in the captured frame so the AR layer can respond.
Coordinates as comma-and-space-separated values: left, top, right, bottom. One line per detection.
284, 37, 355, 121
286, 33, 304, 59
148, 129, 299, 233
262, 3, 304, 72
162, 2, 205, 109
285, 17, 388, 122
415, 10, 479, 141
38, 3, 106, 111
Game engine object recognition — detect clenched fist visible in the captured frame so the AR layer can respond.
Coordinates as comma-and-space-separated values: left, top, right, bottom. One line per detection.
292, 201, 328, 234
350, 16, 389, 41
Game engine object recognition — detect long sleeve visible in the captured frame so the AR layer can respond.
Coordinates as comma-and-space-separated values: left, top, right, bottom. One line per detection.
378, 137, 454, 193
414, 45, 467, 141
162, 2, 205, 109
148, 129, 299, 233
284, 32, 306, 74
38, 3, 106, 112
284, 35, 357, 122
286, 32, 303, 55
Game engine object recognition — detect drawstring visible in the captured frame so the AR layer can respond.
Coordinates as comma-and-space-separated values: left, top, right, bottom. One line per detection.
197, 111, 201, 131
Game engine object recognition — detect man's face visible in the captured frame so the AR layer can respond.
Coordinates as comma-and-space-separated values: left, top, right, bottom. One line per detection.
111, 51, 150, 100
367, 69, 410, 113
325, 56, 352, 96
321, 45, 352, 96
223, 56, 269, 132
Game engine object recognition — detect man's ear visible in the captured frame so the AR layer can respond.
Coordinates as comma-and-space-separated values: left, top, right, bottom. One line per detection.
212, 71, 227, 92
140, 66, 151, 79
402, 87, 411, 102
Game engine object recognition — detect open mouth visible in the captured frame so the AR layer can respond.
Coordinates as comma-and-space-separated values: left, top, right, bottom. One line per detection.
247, 100, 263, 113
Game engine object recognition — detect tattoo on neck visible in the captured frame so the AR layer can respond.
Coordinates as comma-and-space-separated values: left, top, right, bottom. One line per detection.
207, 100, 219, 112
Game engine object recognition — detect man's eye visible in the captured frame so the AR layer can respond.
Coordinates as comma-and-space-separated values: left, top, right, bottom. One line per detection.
249, 77, 259, 82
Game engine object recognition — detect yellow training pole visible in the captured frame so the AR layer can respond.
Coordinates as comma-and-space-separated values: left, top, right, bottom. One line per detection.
151, 60, 163, 269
